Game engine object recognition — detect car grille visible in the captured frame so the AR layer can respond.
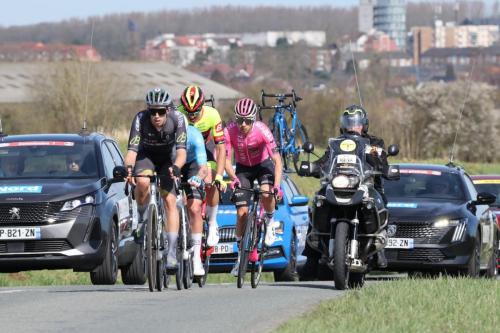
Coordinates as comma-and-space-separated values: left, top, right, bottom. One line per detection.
0, 202, 91, 225
387, 248, 447, 262
0, 240, 73, 253
211, 252, 238, 263
391, 222, 450, 244
219, 227, 237, 243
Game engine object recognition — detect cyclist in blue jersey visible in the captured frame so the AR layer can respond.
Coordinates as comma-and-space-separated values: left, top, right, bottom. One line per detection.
182, 124, 209, 276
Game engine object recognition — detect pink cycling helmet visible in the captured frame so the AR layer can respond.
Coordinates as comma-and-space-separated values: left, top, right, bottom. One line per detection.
234, 98, 258, 119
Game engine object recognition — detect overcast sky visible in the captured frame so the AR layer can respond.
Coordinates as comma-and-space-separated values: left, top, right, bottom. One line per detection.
0, 0, 496, 27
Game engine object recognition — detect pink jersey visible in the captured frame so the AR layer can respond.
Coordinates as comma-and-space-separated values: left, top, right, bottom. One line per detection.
224, 121, 278, 167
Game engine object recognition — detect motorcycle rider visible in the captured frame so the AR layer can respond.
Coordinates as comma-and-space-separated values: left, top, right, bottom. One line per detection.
299, 105, 390, 280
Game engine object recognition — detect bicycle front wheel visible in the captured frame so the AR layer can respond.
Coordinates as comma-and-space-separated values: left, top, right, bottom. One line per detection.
251, 221, 266, 289
198, 221, 210, 288
237, 214, 255, 288
146, 204, 158, 292
292, 123, 309, 174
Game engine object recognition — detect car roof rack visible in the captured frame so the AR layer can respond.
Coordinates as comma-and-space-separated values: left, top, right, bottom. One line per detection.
79, 119, 90, 136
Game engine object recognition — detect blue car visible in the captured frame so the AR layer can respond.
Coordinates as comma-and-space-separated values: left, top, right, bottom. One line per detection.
209, 174, 310, 281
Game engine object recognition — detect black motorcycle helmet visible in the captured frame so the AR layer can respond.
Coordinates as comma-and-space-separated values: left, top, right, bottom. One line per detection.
339, 105, 369, 134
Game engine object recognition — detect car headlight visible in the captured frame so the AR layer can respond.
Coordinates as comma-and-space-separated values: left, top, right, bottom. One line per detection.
432, 218, 462, 228
61, 194, 95, 211
332, 175, 359, 189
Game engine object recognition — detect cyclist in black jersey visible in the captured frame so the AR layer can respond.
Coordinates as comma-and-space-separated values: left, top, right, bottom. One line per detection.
125, 87, 187, 269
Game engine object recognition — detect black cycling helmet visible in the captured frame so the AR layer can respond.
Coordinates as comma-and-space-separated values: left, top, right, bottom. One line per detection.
340, 105, 369, 134
145, 87, 172, 108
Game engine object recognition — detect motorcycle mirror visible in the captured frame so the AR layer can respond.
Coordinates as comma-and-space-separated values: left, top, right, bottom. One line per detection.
113, 165, 128, 180
386, 165, 400, 181
387, 144, 399, 157
302, 142, 314, 154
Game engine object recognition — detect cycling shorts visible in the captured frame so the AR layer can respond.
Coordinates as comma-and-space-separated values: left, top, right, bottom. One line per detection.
233, 159, 275, 208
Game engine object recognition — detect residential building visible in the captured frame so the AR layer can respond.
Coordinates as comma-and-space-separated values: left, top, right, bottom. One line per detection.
0, 43, 101, 62
359, 0, 375, 33
411, 26, 434, 65
434, 21, 499, 48
373, 0, 407, 49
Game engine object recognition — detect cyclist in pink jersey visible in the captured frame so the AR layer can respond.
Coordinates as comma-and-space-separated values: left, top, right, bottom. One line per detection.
224, 98, 283, 276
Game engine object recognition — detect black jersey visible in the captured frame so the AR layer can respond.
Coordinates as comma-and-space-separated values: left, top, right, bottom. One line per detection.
127, 109, 187, 154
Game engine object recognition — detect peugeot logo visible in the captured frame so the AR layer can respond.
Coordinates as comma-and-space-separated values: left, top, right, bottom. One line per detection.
9, 207, 20, 220
387, 224, 397, 237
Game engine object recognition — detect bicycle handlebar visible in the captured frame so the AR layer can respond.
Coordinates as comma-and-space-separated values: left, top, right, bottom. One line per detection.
260, 89, 302, 108
230, 185, 279, 210
204, 94, 215, 108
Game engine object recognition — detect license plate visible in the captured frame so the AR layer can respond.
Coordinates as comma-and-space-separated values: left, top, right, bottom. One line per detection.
213, 242, 235, 254
386, 238, 414, 249
337, 154, 357, 164
0, 227, 41, 240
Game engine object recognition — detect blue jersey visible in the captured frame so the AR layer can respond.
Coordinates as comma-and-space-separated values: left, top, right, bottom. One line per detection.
187, 125, 207, 165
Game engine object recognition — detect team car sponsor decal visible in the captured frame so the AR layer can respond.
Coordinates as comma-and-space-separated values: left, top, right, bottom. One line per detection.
339, 139, 356, 152
400, 169, 441, 176
0, 141, 74, 147
0, 186, 43, 194
387, 202, 418, 208
473, 179, 500, 184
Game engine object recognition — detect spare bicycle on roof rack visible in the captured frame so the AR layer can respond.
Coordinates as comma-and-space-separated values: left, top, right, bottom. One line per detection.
259, 89, 309, 173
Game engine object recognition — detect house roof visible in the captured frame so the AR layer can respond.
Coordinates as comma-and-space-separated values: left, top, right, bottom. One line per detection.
0, 61, 243, 104
422, 46, 500, 58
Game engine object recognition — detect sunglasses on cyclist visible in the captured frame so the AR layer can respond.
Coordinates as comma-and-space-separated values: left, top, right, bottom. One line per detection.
187, 107, 203, 119
149, 108, 168, 117
236, 117, 254, 125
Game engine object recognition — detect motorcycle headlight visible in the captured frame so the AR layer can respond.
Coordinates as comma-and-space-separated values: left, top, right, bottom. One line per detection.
332, 175, 359, 189
61, 194, 95, 211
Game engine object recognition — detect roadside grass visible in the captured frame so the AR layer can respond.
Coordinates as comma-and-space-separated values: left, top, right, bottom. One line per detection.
275, 277, 499, 333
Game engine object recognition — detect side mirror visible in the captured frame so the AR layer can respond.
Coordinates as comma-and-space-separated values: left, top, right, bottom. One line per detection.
302, 142, 314, 154
290, 195, 309, 206
474, 192, 496, 206
112, 165, 127, 181
387, 144, 399, 157
386, 165, 400, 181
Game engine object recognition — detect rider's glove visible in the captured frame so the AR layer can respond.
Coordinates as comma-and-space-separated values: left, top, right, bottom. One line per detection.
273, 185, 283, 201
213, 174, 227, 191
188, 175, 203, 188
171, 165, 181, 178
230, 177, 241, 190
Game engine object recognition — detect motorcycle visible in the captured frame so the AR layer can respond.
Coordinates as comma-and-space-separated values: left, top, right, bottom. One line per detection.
300, 135, 399, 290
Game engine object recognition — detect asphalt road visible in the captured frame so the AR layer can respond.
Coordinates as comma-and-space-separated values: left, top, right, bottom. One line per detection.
0, 281, 345, 333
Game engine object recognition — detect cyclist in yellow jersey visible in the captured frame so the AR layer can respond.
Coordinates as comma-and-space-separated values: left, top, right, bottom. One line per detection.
178, 85, 226, 247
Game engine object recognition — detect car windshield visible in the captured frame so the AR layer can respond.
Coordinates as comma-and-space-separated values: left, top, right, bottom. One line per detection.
473, 182, 500, 206
385, 168, 465, 201
0, 141, 98, 179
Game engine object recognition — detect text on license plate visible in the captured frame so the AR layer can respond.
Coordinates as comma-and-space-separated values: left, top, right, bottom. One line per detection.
213, 242, 236, 254
386, 238, 414, 249
0, 227, 41, 240
337, 154, 357, 164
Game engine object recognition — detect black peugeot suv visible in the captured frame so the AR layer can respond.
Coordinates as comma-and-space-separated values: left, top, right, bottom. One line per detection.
0, 132, 145, 285
383, 163, 498, 277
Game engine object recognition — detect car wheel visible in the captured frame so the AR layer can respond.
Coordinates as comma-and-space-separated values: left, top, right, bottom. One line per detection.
121, 242, 146, 285
90, 222, 118, 285
463, 233, 481, 278
274, 234, 298, 282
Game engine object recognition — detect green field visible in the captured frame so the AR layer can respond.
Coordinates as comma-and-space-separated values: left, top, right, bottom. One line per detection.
275, 277, 500, 333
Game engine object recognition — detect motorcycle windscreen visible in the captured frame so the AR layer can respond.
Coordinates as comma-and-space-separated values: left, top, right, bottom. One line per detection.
327, 135, 371, 175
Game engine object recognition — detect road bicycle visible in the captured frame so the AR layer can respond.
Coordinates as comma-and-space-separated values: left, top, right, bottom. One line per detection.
232, 185, 277, 289
260, 89, 309, 174
123, 172, 166, 292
